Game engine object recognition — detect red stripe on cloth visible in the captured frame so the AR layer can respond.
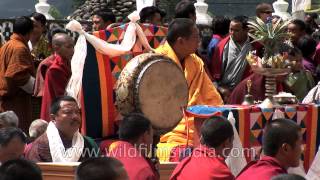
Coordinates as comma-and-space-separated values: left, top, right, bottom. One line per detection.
243, 107, 251, 161
80, 89, 87, 135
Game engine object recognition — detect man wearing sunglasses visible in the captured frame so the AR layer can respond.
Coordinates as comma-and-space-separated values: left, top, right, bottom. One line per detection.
256, 3, 273, 23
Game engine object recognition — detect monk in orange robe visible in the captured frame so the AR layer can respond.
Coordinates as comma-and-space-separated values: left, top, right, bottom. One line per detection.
155, 18, 223, 161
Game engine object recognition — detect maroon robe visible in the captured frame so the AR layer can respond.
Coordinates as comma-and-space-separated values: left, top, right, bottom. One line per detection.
170, 145, 234, 180
33, 55, 55, 97
40, 54, 71, 121
236, 156, 287, 180
228, 74, 266, 104
108, 141, 159, 180
228, 73, 286, 104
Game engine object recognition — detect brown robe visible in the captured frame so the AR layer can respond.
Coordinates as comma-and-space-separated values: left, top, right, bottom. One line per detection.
25, 132, 99, 162
0, 33, 35, 132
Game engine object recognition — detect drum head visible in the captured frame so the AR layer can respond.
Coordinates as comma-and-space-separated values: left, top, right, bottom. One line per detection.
137, 59, 188, 133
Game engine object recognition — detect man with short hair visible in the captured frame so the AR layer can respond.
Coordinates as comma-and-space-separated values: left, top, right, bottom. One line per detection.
237, 119, 303, 179
26, 96, 99, 162
0, 111, 19, 129
108, 113, 158, 180
155, 18, 223, 161
139, 6, 166, 25
33, 28, 66, 98
175, 0, 196, 22
207, 16, 231, 62
28, 119, 48, 142
92, 11, 116, 31
0, 16, 35, 133
272, 174, 305, 180
0, 159, 42, 180
170, 116, 235, 180
76, 157, 128, 180
288, 19, 307, 47
256, 3, 273, 23
0, 127, 27, 164
29, 12, 50, 61
211, 16, 262, 102
40, 32, 74, 121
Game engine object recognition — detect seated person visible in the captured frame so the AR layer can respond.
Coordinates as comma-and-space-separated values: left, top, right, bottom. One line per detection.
0, 159, 42, 180
108, 113, 159, 180
0, 111, 19, 129
170, 116, 235, 180
28, 119, 48, 142
237, 119, 302, 179
25, 96, 99, 162
271, 174, 305, 180
155, 18, 223, 160
297, 35, 318, 80
0, 127, 26, 164
283, 47, 315, 101
229, 47, 314, 104
24, 119, 48, 155
76, 157, 128, 180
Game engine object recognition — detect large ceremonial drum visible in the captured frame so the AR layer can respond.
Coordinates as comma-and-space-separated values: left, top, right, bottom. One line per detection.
116, 53, 188, 134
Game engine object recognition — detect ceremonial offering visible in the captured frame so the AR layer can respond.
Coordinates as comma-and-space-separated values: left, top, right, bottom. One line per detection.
247, 17, 293, 105
273, 92, 298, 104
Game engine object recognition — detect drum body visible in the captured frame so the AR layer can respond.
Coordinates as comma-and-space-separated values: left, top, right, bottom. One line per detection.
116, 53, 188, 134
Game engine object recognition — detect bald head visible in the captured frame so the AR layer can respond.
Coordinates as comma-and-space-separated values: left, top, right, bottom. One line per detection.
52, 33, 74, 61
52, 33, 73, 47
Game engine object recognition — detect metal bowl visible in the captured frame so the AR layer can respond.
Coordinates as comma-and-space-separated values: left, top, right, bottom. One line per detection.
273, 96, 298, 104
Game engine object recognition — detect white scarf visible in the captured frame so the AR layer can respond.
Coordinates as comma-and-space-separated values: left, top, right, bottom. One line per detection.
47, 121, 84, 162
65, 11, 154, 107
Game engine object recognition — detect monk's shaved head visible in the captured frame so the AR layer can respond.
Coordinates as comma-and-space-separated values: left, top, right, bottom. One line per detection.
52, 33, 74, 61
52, 33, 73, 47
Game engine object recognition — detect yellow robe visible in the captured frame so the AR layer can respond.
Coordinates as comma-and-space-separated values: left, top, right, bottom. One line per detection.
155, 42, 223, 161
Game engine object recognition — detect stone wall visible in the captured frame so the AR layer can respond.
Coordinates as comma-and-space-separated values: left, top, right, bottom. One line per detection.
70, 0, 136, 21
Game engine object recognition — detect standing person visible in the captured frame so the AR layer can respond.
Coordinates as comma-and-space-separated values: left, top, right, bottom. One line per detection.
29, 12, 50, 63
92, 10, 116, 31
0, 16, 35, 133
174, 0, 196, 22
40, 33, 74, 121
256, 3, 273, 23
139, 6, 166, 26
211, 16, 263, 102
207, 16, 231, 64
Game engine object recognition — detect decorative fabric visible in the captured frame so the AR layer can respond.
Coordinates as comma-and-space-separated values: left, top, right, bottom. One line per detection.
68, 21, 167, 138
159, 104, 319, 172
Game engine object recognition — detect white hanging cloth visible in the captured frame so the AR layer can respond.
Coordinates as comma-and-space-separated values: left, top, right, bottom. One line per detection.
225, 111, 247, 176
65, 11, 154, 106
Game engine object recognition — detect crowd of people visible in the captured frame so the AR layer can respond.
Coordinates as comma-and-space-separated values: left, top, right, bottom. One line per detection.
0, 0, 319, 179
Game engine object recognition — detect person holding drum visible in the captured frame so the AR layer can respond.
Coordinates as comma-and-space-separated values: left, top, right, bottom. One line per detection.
155, 18, 223, 162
